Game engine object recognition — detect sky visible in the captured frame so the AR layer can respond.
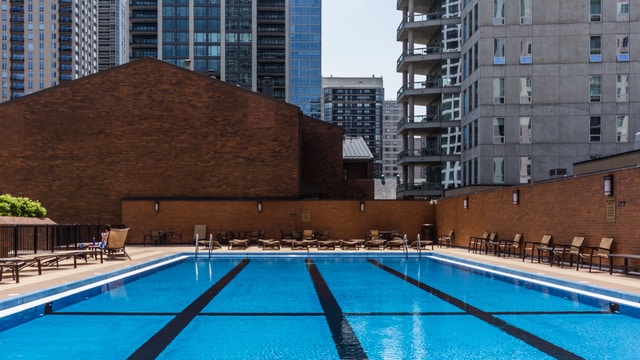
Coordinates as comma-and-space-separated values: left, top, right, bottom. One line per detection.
322, 1, 402, 100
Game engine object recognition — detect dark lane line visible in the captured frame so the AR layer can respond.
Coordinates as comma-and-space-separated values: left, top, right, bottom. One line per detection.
127, 259, 250, 360
369, 259, 584, 360
305, 258, 368, 360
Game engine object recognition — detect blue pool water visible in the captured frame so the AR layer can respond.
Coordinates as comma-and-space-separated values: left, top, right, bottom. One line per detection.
1, 254, 640, 359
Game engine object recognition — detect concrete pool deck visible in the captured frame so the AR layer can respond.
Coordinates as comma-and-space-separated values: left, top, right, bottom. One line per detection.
1, 245, 639, 302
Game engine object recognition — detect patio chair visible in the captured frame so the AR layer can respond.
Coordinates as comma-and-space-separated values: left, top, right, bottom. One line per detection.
497, 233, 523, 258
438, 230, 454, 248
260, 239, 280, 250
482, 232, 500, 255
578, 237, 614, 272
104, 228, 131, 260
385, 236, 406, 250
302, 229, 317, 247
193, 225, 207, 244
550, 236, 585, 268
367, 230, 380, 240
410, 234, 433, 250
468, 232, 489, 253
522, 234, 552, 263
228, 239, 249, 250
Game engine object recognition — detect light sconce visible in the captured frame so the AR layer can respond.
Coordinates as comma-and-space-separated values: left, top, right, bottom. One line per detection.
512, 189, 519, 205
360, 201, 365, 212
153, 201, 159, 212
381, 174, 386, 185
257, 200, 263, 213
463, 197, 468, 209
603, 175, 613, 196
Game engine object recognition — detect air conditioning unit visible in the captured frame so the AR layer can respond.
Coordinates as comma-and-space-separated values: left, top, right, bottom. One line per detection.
494, 97, 505, 104
590, 95, 601, 102
590, 14, 601, 22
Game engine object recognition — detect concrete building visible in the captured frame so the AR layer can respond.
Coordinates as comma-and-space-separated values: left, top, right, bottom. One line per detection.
396, 0, 463, 199
382, 100, 404, 180
397, 0, 640, 198
98, 0, 129, 71
129, 0, 322, 118
1, 0, 99, 102
322, 76, 384, 179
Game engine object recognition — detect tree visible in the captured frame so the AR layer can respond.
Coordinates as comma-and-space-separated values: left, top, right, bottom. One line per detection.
0, 194, 47, 217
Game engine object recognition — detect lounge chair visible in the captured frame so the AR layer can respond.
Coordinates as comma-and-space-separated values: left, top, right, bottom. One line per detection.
410, 234, 433, 250
302, 230, 317, 247
193, 225, 207, 244
199, 233, 222, 250
104, 228, 131, 260
438, 230, 454, 248
550, 236, 585, 268
363, 239, 386, 250
385, 237, 406, 250
578, 237, 614, 272
260, 239, 280, 250
340, 240, 360, 250
497, 233, 523, 258
317, 239, 336, 250
468, 232, 489, 253
522, 234, 552, 263
228, 239, 249, 250
367, 230, 380, 240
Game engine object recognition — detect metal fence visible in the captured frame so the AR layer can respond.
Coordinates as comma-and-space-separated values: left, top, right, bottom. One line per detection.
0, 224, 123, 257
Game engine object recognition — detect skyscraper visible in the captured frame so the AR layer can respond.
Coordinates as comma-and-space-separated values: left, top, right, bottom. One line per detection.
129, 0, 321, 117
397, 0, 638, 199
322, 76, 384, 178
98, 0, 128, 71
1, 0, 99, 102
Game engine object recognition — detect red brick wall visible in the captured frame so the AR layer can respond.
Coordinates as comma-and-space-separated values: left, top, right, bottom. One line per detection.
0, 59, 307, 224
436, 167, 640, 267
123, 199, 433, 245
300, 116, 346, 197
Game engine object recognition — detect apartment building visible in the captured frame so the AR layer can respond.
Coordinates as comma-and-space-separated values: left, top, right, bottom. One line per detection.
382, 100, 404, 179
129, 0, 322, 118
1, 0, 99, 102
397, 0, 639, 198
396, 0, 463, 199
98, 0, 128, 71
322, 76, 384, 178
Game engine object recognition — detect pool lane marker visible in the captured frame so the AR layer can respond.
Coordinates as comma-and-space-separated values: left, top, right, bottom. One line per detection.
127, 259, 250, 360
369, 259, 584, 360
305, 258, 368, 360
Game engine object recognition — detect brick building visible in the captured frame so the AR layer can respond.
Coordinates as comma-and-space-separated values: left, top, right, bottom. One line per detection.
0, 58, 356, 225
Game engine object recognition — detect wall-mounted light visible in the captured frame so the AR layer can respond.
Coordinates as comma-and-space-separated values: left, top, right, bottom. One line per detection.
154, 201, 159, 212
512, 189, 519, 205
257, 200, 263, 213
604, 175, 613, 196
381, 174, 385, 185
360, 201, 365, 212
463, 197, 468, 209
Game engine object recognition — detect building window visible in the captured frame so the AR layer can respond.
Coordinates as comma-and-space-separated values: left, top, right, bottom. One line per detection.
616, 115, 629, 142
520, 157, 531, 184
617, 0, 629, 21
493, 118, 505, 144
616, 75, 629, 102
590, 36, 602, 62
494, 38, 505, 64
520, 38, 532, 63
520, 0, 532, 24
590, 0, 601, 21
520, 117, 532, 144
493, 157, 505, 184
590, 116, 601, 142
590, 75, 601, 102
520, 77, 532, 103
494, 0, 505, 25
493, 78, 505, 104
617, 35, 629, 61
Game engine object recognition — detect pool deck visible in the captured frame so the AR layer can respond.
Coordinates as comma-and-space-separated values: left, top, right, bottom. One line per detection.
1, 245, 639, 302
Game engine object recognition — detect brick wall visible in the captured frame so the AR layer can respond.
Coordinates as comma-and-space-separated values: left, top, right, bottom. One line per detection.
435, 167, 640, 267
123, 199, 433, 245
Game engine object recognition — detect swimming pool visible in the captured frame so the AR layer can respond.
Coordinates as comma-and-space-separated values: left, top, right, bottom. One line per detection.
1, 254, 639, 359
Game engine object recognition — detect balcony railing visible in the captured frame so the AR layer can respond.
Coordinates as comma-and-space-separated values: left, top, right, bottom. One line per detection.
398, 148, 445, 160
396, 77, 458, 98
397, 46, 444, 66
397, 114, 442, 128
397, 12, 444, 35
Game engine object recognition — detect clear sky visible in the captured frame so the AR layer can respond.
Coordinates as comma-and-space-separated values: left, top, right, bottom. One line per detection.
322, 1, 401, 100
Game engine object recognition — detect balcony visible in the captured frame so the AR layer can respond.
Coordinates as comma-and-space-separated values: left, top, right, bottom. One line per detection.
397, 114, 460, 134
396, 179, 443, 199
396, 46, 460, 74
397, 12, 460, 43
397, 148, 459, 166
396, 78, 461, 105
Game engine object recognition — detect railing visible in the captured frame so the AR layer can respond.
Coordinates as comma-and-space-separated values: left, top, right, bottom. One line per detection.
396, 179, 443, 192
0, 224, 122, 257
397, 114, 442, 128
398, 148, 444, 159
397, 12, 444, 35
397, 46, 444, 66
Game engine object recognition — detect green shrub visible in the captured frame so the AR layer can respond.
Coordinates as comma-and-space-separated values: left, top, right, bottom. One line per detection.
0, 194, 47, 217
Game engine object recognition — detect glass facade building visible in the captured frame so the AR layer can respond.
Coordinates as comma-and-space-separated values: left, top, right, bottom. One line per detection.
130, 0, 322, 117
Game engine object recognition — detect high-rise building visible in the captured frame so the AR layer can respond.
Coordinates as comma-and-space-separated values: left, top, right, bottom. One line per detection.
129, 0, 321, 118
397, 0, 638, 199
98, 0, 128, 71
1, 0, 99, 102
396, 0, 463, 199
382, 100, 404, 179
322, 76, 384, 178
